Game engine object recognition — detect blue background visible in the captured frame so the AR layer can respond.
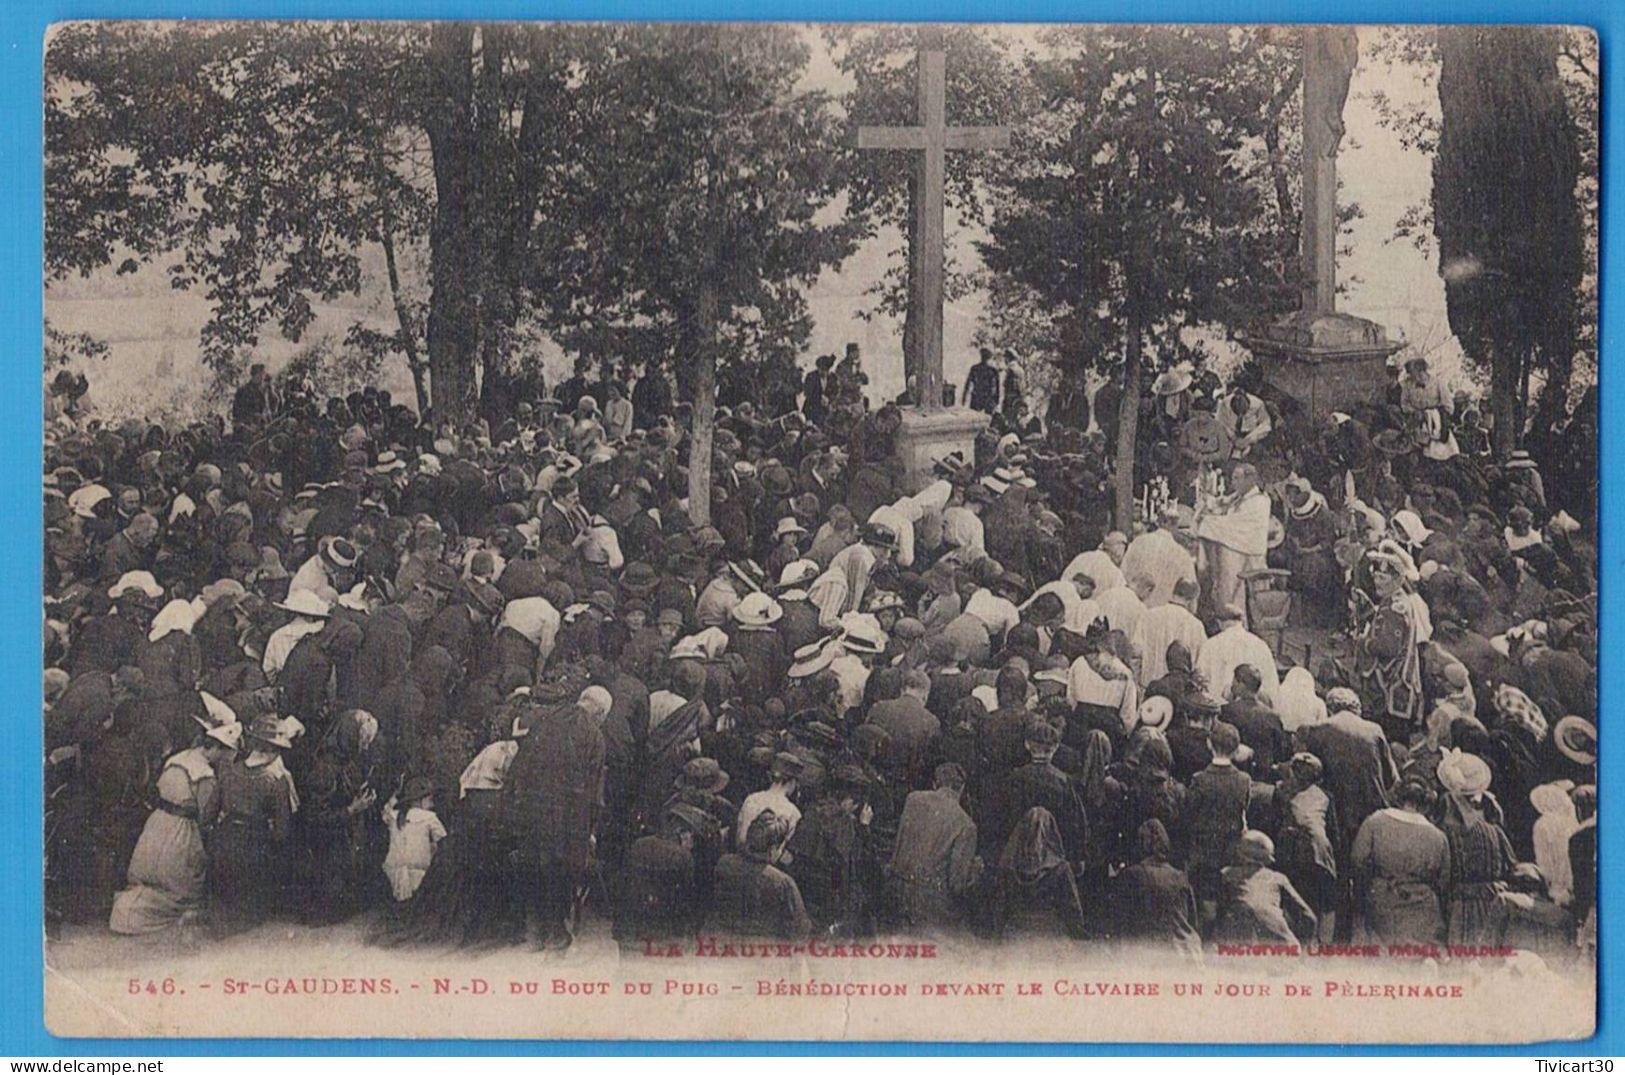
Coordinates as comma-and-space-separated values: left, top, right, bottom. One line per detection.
5, 0, 1618, 1056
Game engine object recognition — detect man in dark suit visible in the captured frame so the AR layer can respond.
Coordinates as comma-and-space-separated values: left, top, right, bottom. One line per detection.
708, 811, 811, 941
1299, 688, 1398, 854
1299, 687, 1399, 941
1184, 721, 1252, 919
978, 720, 1089, 864
231, 363, 275, 429
631, 361, 672, 431
799, 451, 843, 521
867, 669, 941, 784
889, 763, 981, 930
964, 348, 1001, 415
802, 354, 834, 426
503, 698, 606, 951
1222, 663, 1290, 772
537, 476, 589, 588
1166, 695, 1218, 786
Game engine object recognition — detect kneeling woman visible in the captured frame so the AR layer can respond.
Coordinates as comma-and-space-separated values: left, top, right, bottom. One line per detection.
988, 806, 1089, 941
1349, 778, 1450, 947
110, 697, 242, 934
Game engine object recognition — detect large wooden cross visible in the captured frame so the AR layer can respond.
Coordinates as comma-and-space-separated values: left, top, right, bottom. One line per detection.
857, 39, 1009, 412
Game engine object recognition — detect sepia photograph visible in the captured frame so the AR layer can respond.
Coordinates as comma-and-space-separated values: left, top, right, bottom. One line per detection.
40, 20, 1599, 1042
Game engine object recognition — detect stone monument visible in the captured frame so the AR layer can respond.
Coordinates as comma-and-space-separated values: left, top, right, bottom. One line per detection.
1240, 27, 1402, 419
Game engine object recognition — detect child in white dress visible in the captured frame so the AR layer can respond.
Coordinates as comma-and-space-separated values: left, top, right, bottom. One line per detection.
381, 777, 446, 901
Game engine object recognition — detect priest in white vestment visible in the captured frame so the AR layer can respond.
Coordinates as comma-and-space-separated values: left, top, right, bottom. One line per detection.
1196, 462, 1272, 626
1131, 577, 1209, 688
1196, 604, 1280, 702
1096, 574, 1152, 639
1061, 537, 1127, 596
1119, 512, 1199, 609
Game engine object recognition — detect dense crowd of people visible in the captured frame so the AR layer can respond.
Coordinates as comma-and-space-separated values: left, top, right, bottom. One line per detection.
42, 344, 1597, 965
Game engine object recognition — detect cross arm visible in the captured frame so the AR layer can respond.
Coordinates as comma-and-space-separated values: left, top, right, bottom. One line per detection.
944, 126, 1011, 151
856, 126, 928, 150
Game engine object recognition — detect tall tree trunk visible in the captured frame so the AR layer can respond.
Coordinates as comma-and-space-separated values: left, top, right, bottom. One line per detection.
1263, 69, 1301, 225
498, 48, 552, 391
424, 23, 478, 425
473, 29, 555, 416
1113, 314, 1143, 530
1114, 66, 1154, 531
473, 26, 507, 411
1515, 343, 1531, 446
1435, 27, 1582, 464
1529, 341, 1573, 461
687, 84, 727, 527
379, 223, 429, 415
1490, 342, 1519, 460
687, 283, 719, 526
1262, 71, 1302, 298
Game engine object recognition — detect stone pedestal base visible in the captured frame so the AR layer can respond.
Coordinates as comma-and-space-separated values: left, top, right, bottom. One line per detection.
1239, 310, 1404, 421
892, 406, 990, 494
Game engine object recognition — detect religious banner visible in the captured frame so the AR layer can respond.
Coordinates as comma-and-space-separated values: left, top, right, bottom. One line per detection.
39, 18, 1600, 1047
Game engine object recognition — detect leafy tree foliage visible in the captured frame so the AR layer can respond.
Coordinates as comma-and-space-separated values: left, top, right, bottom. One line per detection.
1368, 26, 1596, 421
46, 23, 605, 420
980, 25, 1296, 527
47, 25, 858, 523
552, 25, 861, 521
44, 323, 110, 369
47, 23, 436, 406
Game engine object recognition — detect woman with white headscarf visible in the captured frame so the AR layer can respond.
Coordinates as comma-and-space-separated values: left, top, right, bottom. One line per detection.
1529, 782, 1580, 907
1275, 667, 1327, 735
576, 685, 614, 726
869, 478, 948, 571
460, 736, 520, 799
497, 595, 562, 672
136, 597, 201, 701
